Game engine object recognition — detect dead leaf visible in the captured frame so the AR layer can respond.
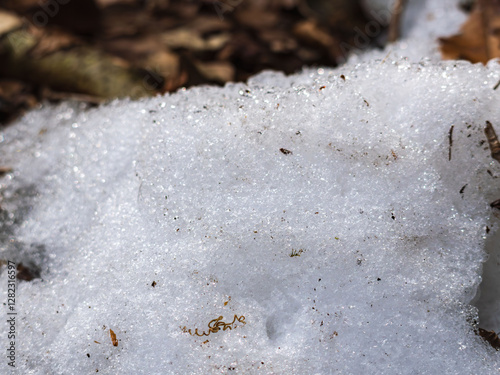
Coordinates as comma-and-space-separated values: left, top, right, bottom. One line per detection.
440, 1, 500, 63
293, 20, 338, 49
259, 29, 298, 53
143, 50, 180, 80
110, 329, 118, 346
29, 27, 82, 58
194, 61, 234, 83
0, 167, 13, 176
0, 10, 23, 36
163, 69, 188, 92
162, 29, 230, 52
16, 263, 40, 281
185, 16, 232, 35
234, 8, 279, 30
491, 198, 500, 209
478, 327, 500, 350
293, 19, 342, 60
164, 1, 200, 19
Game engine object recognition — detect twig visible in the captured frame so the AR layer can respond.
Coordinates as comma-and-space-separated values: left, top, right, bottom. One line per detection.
388, 0, 407, 43
485, 121, 500, 163
448, 125, 454, 161
477, 0, 491, 60
491, 198, 500, 210
0, 167, 13, 176
379, 49, 392, 65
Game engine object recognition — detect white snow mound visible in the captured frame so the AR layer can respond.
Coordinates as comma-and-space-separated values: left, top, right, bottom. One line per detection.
1, 58, 500, 374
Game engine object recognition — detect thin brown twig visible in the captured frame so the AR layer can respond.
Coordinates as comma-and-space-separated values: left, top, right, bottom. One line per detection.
448, 125, 454, 161
0, 167, 13, 176
388, 0, 407, 43
477, 0, 491, 60
485, 121, 500, 163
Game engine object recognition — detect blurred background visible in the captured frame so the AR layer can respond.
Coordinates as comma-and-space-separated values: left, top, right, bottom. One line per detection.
0, 0, 402, 123
1, 0, 488, 124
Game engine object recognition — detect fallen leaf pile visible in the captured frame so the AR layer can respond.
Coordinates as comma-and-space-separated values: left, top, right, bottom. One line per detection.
0, 0, 378, 123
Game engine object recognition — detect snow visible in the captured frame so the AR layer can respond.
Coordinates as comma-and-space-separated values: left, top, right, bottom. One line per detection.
2, 0, 500, 374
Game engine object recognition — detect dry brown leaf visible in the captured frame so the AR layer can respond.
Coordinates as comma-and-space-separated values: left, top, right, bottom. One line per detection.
440, 0, 500, 63
0, 10, 23, 36
162, 29, 230, 51
143, 50, 180, 80
259, 29, 298, 53
99, 35, 162, 61
0, 167, 13, 176
163, 69, 188, 92
109, 329, 118, 346
29, 27, 82, 58
234, 8, 279, 30
293, 20, 338, 49
194, 60, 234, 83
16, 263, 40, 281
478, 327, 500, 350
165, 1, 200, 18
185, 16, 232, 35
